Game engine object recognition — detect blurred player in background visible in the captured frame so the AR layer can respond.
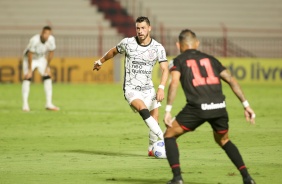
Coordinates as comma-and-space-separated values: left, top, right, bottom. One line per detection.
163, 29, 256, 184
22, 26, 59, 112
93, 16, 169, 156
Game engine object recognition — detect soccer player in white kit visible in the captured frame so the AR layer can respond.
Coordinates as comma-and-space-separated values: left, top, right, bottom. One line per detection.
22, 26, 59, 112
93, 17, 169, 156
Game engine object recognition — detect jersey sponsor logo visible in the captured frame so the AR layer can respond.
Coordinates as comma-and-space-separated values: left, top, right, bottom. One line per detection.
132, 61, 154, 66
201, 101, 226, 110
131, 68, 152, 74
131, 61, 154, 74
132, 61, 146, 65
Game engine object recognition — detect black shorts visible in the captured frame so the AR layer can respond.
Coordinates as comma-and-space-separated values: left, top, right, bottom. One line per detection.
175, 107, 229, 134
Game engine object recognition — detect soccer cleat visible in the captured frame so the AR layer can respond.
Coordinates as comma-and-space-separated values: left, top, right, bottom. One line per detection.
148, 150, 154, 157
243, 176, 256, 184
166, 179, 184, 184
22, 105, 30, 112
167, 176, 184, 184
22, 107, 30, 112
46, 105, 60, 111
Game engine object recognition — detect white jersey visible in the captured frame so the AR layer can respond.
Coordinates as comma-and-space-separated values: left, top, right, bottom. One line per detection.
116, 37, 167, 91
23, 34, 56, 60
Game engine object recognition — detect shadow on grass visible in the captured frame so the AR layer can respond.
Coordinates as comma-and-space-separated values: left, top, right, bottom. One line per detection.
64, 149, 145, 157
105, 177, 207, 184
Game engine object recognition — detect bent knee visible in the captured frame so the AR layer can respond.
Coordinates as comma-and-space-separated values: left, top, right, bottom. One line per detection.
42, 75, 51, 80
164, 128, 177, 138
215, 136, 229, 147
218, 138, 229, 147
214, 131, 229, 147
164, 123, 186, 138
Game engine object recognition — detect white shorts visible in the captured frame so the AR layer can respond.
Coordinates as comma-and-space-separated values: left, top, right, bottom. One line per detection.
23, 57, 47, 76
124, 88, 161, 112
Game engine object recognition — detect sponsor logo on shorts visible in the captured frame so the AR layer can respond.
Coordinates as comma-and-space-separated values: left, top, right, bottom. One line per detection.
134, 85, 152, 91
201, 101, 226, 110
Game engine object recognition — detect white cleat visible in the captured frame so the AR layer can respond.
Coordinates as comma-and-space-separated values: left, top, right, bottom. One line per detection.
22, 105, 30, 112
45, 105, 60, 111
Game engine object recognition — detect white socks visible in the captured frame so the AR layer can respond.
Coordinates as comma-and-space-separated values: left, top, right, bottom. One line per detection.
144, 116, 164, 140
44, 78, 53, 107
22, 80, 31, 109
148, 130, 159, 151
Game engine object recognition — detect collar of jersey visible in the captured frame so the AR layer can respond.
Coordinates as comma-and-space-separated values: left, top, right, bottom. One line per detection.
135, 36, 152, 47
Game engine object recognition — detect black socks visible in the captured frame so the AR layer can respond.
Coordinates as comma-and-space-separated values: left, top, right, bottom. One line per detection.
222, 141, 250, 178
165, 137, 181, 178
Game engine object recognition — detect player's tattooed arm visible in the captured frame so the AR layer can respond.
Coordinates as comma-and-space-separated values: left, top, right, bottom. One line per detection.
220, 69, 246, 103
220, 69, 256, 124
93, 47, 119, 71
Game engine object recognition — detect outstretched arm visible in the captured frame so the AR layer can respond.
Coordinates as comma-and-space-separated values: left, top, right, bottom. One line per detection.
93, 47, 119, 71
156, 61, 169, 102
164, 71, 181, 127
220, 69, 256, 124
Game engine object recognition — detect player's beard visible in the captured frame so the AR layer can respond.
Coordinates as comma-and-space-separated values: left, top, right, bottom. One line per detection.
137, 33, 149, 43
40, 36, 47, 43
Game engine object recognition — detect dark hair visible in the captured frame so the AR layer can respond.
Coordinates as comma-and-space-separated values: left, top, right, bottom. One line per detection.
42, 26, 52, 31
179, 29, 197, 42
136, 16, 150, 26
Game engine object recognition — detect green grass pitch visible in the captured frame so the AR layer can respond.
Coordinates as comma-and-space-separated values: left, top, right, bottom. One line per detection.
0, 83, 281, 184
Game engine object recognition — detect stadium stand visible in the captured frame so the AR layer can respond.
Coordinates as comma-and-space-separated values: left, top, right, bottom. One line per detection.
118, 0, 282, 36
0, 0, 119, 35
0, 0, 281, 57
0, 0, 122, 57
118, 0, 282, 57
91, 0, 136, 37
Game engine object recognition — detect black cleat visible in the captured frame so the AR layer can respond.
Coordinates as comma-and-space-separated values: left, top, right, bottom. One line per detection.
243, 176, 256, 184
166, 179, 184, 184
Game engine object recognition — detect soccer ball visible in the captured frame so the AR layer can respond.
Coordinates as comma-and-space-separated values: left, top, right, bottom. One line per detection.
152, 140, 167, 159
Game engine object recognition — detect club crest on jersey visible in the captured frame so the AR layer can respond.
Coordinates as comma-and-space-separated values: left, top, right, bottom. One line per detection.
148, 50, 156, 60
